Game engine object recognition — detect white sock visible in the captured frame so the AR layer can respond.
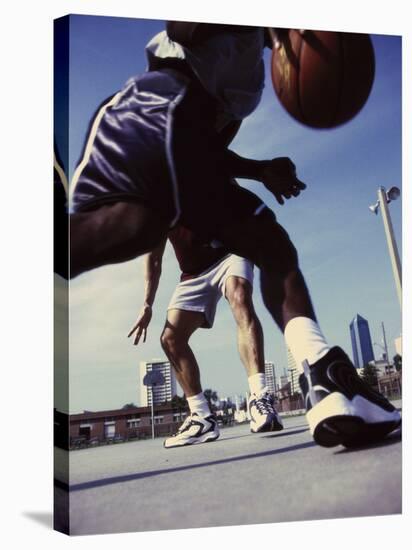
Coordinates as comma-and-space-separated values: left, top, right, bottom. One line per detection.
187, 392, 211, 418
248, 372, 268, 396
284, 317, 331, 373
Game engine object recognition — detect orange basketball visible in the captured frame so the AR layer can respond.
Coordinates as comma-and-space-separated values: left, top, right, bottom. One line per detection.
271, 30, 375, 129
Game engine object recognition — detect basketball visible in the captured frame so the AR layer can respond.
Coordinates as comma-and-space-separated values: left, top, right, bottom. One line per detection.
271, 30, 375, 129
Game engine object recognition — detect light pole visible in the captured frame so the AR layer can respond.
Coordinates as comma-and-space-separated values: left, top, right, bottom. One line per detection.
288, 368, 296, 398
369, 186, 402, 311
380, 321, 396, 397
150, 386, 155, 439
380, 321, 389, 367
143, 370, 165, 439
373, 321, 396, 397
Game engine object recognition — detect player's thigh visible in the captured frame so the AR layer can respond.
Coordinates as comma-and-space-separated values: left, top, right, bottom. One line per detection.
217, 205, 298, 271
71, 200, 169, 260
224, 275, 253, 307
163, 308, 206, 342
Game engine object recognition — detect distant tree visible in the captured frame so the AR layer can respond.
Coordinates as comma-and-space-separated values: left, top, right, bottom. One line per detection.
238, 397, 247, 411
204, 389, 219, 411
220, 398, 234, 414
361, 363, 379, 387
279, 381, 291, 398
393, 354, 402, 372
122, 403, 137, 409
171, 394, 188, 412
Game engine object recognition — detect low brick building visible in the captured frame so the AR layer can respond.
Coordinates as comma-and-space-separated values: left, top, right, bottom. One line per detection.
55, 403, 189, 450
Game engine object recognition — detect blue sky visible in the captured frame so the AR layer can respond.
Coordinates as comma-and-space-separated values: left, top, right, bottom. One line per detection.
58, 15, 402, 413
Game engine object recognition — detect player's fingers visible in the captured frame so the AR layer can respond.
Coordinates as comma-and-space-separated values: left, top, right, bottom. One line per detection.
279, 182, 293, 197
295, 178, 306, 190
127, 325, 137, 338
134, 327, 143, 345
143, 329, 147, 343
275, 192, 284, 205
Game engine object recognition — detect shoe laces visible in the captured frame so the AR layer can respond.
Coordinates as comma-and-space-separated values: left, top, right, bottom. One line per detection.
175, 415, 194, 434
254, 393, 275, 414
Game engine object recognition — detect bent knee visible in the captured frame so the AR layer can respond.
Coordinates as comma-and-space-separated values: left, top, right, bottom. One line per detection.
160, 329, 173, 354
160, 328, 186, 356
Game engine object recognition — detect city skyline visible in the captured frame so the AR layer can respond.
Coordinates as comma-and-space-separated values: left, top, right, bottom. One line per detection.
64, 16, 402, 414
350, 313, 375, 368
68, 279, 402, 412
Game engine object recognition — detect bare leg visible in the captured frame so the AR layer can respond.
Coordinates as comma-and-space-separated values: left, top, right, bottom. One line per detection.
69, 201, 169, 278
224, 276, 265, 377
160, 309, 206, 397
218, 209, 316, 333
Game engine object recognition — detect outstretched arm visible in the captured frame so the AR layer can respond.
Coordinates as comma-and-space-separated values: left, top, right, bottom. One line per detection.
225, 150, 306, 205
128, 237, 167, 345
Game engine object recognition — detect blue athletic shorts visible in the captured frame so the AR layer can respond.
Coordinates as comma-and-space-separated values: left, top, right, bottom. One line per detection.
70, 66, 271, 241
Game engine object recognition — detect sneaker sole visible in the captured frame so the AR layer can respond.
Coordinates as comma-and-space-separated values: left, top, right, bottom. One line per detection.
307, 392, 401, 448
164, 432, 220, 449
314, 415, 401, 448
251, 418, 284, 433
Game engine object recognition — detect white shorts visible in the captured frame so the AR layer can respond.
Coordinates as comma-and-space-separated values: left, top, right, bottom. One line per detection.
167, 254, 254, 328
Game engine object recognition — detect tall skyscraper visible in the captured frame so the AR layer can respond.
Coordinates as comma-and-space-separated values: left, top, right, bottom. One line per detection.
264, 361, 277, 394
286, 347, 300, 394
350, 314, 375, 369
139, 359, 177, 406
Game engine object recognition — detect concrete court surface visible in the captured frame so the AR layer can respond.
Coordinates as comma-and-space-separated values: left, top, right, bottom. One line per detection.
55, 410, 402, 536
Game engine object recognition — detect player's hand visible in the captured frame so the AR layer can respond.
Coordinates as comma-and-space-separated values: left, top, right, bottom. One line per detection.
127, 305, 153, 345
260, 157, 306, 205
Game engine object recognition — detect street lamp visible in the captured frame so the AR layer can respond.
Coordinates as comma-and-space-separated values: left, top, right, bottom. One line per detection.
373, 321, 398, 397
368, 186, 402, 311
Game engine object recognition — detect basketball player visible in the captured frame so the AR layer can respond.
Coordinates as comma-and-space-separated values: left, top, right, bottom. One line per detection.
128, 225, 284, 448
69, 22, 400, 448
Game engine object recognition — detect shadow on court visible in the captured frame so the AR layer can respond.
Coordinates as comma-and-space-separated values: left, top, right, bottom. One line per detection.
261, 427, 309, 439
59, 440, 317, 493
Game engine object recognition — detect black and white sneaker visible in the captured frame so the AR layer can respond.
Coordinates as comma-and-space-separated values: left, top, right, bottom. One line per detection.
164, 413, 220, 448
299, 346, 401, 448
249, 392, 284, 433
